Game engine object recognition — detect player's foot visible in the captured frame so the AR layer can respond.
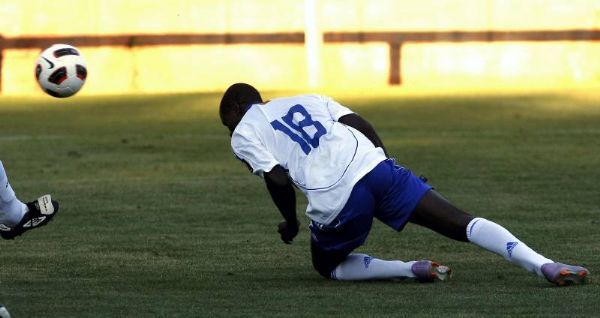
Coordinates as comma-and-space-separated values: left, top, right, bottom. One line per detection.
541, 262, 589, 286
0, 195, 59, 240
411, 260, 452, 282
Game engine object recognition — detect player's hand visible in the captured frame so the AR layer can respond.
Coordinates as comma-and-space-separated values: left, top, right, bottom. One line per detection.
277, 220, 299, 244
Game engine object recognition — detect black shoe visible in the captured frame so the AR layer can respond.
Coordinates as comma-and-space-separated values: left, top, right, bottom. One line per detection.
0, 195, 59, 240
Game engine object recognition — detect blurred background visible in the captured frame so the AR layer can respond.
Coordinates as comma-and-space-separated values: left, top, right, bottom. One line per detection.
1, 0, 600, 95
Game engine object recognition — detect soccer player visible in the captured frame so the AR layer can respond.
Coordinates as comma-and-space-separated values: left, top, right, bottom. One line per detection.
0, 160, 59, 240
219, 83, 590, 286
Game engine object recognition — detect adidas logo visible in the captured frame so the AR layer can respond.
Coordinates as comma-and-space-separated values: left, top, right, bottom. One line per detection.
506, 241, 519, 258
0, 224, 12, 232
363, 256, 373, 269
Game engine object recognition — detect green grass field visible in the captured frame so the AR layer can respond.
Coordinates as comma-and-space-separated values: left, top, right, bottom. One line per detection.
0, 90, 598, 317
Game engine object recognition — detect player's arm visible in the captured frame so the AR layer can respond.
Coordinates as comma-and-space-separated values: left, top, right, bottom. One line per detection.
231, 128, 299, 244
339, 113, 388, 157
264, 165, 299, 244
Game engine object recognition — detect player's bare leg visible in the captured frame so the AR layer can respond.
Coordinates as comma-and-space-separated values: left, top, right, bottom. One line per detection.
410, 189, 589, 285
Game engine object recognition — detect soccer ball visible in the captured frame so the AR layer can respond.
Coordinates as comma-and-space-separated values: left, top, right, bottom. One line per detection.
35, 44, 87, 98
0, 304, 11, 318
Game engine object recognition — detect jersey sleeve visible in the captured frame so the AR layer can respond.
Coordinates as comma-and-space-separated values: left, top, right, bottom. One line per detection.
324, 96, 354, 121
231, 130, 279, 177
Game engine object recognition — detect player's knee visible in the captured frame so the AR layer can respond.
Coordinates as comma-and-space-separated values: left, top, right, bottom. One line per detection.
310, 241, 350, 279
312, 257, 337, 279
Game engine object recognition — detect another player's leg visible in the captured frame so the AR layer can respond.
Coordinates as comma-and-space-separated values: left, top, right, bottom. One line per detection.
0, 160, 60, 240
410, 189, 589, 285
0, 161, 27, 226
0, 160, 27, 227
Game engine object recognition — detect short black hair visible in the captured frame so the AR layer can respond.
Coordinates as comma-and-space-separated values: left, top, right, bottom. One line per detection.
219, 83, 262, 119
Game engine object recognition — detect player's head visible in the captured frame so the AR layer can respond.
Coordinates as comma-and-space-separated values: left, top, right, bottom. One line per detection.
219, 83, 263, 135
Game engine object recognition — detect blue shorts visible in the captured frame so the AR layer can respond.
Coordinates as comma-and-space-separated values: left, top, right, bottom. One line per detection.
310, 159, 432, 253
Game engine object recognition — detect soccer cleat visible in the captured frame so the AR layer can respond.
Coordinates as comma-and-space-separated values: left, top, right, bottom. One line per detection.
0, 195, 59, 240
411, 260, 452, 282
541, 263, 589, 286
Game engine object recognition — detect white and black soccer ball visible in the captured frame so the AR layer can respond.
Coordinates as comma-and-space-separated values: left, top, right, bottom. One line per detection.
35, 44, 87, 98
0, 304, 11, 318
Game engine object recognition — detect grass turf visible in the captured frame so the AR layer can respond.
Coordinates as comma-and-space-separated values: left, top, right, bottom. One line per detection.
0, 90, 598, 317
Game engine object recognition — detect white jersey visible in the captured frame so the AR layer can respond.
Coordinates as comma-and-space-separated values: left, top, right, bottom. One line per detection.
231, 94, 386, 225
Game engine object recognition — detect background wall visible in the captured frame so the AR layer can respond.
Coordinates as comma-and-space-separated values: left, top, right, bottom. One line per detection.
1, 0, 600, 95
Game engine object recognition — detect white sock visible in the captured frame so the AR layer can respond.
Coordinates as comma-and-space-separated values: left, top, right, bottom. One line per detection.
466, 217, 552, 277
332, 253, 417, 280
0, 161, 27, 226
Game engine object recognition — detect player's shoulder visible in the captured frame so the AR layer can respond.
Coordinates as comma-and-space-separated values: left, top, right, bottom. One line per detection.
231, 107, 263, 138
230, 123, 257, 152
